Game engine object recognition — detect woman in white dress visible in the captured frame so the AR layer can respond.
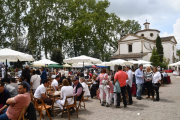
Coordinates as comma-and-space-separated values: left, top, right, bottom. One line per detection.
56, 79, 74, 110
80, 77, 90, 97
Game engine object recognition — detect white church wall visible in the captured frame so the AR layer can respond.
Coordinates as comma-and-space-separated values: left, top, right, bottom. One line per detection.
121, 36, 139, 41
136, 31, 159, 40
132, 42, 141, 53
162, 43, 172, 63
120, 44, 128, 54
143, 41, 153, 53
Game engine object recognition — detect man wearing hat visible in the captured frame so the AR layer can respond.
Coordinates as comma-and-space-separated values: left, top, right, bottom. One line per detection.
73, 76, 83, 101
51, 75, 60, 91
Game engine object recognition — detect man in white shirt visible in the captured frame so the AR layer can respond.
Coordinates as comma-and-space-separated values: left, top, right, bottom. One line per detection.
34, 79, 53, 105
34, 79, 53, 116
51, 75, 60, 91
125, 66, 133, 105
1, 66, 5, 78
30, 70, 41, 91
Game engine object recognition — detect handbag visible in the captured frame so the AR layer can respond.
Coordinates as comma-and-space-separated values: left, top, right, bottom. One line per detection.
101, 74, 108, 85
114, 81, 121, 93
153, 83, 159, 88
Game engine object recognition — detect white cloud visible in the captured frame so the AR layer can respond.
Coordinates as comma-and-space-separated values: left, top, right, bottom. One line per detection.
161, 18, 180, 48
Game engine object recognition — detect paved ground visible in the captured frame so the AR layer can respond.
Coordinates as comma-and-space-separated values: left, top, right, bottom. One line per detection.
39, 73, 180, 120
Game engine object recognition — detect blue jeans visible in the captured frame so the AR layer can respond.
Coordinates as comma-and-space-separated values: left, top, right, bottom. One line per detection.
0, 113, 10, 120
136, 84, 142, 97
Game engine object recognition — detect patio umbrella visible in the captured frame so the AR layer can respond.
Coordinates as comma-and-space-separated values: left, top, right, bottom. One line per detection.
110, 59, 133, 66
0, 48, 34, 81
62, 63, 71, 67
48, 64, 63, 68
72, 62, 93, 67
32, 59, 58, 67
129, 60, 151, 64
96, 62, 113, 66
63, 55, 102, 70
63, 55, 102, 64
143, 64, 153, 67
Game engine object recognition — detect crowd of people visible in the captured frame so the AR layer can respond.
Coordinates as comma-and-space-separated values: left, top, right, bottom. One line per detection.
0, 63, 169, 119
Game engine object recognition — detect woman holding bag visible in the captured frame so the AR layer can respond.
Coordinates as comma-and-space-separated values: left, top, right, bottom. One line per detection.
152, 67, 161, 101
144, 67, 154, 100
97, 68, 109, 107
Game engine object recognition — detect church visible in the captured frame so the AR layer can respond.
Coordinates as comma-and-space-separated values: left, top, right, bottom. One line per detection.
111, 21, 178, 64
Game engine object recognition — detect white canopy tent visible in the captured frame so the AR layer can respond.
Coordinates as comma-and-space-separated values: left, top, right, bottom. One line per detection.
110, 59, 133, 66
31, 59, 58, 67
0, 48, 34, 81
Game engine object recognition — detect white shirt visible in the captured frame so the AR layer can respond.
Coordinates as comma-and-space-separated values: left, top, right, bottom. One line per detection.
81, 82, 90, 96
126, 70, 133, 87
51, 79, 58, 91
30, 74, 41, 90
64, 71, 69, 77
34, 84, 46, 99
152, 72, 161, 84
61, 86, 74, 105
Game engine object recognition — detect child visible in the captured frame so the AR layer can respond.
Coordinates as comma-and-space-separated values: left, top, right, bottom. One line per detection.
109, 75, 117, 106
90, 75, 97, 98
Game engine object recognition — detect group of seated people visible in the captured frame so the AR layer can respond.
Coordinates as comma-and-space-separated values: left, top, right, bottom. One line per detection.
0, 81, 31, 120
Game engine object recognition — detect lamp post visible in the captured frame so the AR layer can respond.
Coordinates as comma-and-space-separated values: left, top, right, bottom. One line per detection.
140, 50, 143, 60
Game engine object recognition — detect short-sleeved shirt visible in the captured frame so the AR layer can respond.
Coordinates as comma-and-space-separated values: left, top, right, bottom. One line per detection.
114, 70, 128, 87
30, 74, 41, 90
51, 79, 58, 91
96, 73, 109, 85
34, 84, 46, 99
6, 93, 31, 120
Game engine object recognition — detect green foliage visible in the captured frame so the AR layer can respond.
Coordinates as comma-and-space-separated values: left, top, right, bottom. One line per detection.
163, 57, 170, 66
50, 48, 64, 65
156, 36, 164, 62
177, 49, 180, 60
150, 47, 159, 67
159, 63, 167, 69
0, 0, 141, 61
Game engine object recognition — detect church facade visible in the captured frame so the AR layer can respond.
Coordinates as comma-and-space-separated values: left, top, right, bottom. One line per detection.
111, 22, 178, 64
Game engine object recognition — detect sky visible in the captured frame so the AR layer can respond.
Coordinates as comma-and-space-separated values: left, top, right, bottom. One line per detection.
106, 0, 180, 48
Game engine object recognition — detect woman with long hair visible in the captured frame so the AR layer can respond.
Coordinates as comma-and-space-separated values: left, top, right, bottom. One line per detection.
144, 67, 154, 99
97, 68, 109, 107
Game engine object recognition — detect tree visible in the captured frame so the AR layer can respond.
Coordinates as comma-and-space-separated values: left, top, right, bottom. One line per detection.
150, 47, 159, 67
176, 49, 180, 60
50, 48, 64, 65
156, 36, 163, 62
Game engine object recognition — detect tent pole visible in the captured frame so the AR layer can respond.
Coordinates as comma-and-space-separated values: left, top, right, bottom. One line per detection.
6, 59, 7, 82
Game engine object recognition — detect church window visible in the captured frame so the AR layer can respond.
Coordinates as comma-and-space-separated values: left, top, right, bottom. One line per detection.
128, 44, 132, 53
141, 34, 144, 37
150, 33, 153, 37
